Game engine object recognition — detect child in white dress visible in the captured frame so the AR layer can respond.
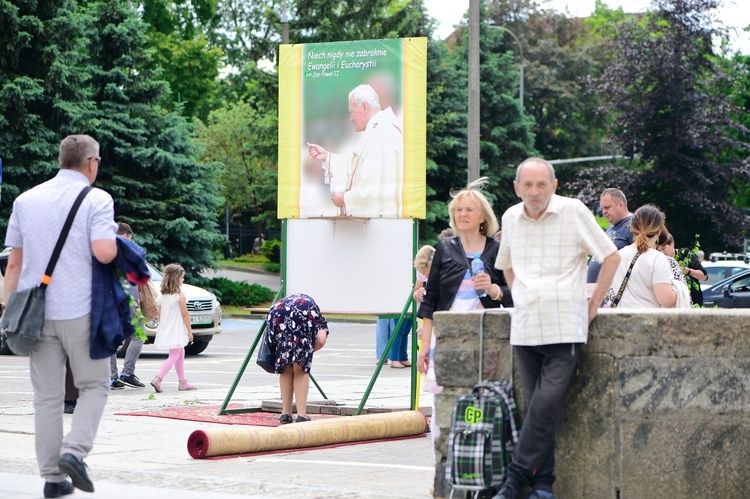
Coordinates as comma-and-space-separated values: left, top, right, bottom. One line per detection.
150, 264, 197, 392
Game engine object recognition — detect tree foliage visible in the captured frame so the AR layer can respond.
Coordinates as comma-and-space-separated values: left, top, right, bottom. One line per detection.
437, 7, 535, 232
0, 0, 94, 213
194, 99, 278, 238
487, 0, 616, 169
137, 0, 222, 120
594, 0, 750, 251
0, 0, 223, 277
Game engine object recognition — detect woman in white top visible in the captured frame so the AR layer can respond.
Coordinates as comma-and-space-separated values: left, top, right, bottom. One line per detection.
609, 205, 677, 308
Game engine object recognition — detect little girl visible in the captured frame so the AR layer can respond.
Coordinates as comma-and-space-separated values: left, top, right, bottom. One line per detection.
151, 263, 197, 392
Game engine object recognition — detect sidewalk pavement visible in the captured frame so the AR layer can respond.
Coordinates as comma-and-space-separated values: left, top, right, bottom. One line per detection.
0, 323, 435, 499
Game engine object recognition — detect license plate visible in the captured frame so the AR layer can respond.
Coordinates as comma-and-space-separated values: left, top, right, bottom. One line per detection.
190, 315, 212, 325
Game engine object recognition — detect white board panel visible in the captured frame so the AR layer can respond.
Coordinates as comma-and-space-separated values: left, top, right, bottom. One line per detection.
285, 218, 414, 314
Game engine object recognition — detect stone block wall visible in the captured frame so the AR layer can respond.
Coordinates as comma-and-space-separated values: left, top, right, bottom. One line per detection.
431, 309, 750, 498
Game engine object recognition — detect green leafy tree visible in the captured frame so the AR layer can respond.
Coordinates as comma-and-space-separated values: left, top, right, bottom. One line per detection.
194, 99, 278, 242
138, 0, 222, 120
595, 0, 750, 252
421, 39, 469, 242
442, 15, 536, 219
487, 0, 616, 170
86, 0, 223, 277
728, 54, 750, 210
0, 0, 94, 225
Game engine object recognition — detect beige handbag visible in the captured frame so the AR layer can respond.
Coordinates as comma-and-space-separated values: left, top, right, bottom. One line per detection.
137, 279, 159, 321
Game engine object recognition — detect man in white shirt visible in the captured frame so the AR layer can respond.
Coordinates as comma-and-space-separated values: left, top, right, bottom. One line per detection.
3, 135, 118, 497
493, 158, 620, 499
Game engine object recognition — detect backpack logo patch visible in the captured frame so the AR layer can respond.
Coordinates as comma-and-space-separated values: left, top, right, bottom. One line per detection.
464, 405, 483, 424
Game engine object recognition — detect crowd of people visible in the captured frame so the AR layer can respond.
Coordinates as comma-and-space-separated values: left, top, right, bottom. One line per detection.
402, 159, 705, 499
1, 134, 707, 499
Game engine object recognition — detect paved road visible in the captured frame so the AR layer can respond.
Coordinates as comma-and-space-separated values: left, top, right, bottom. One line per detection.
0, 318, 434, 498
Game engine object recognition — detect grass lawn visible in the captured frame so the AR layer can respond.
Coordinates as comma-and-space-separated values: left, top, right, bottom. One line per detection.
216, 254, 277, 273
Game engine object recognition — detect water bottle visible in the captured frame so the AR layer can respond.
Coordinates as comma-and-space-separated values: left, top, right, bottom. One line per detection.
470, 254, 488, 298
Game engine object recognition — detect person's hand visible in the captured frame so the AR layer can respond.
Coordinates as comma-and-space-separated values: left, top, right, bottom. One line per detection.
308, 143, 328, 161
188, 332, 194, 342
682, 266, 690, 275
473, 272, 492, 292
417, 350, 429, 374
331, 192, 345, 207
314, 329, 327, 352
413, 288, 426, 303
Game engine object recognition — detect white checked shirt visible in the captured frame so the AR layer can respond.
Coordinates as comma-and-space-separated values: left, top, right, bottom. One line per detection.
496, 195, 616, 346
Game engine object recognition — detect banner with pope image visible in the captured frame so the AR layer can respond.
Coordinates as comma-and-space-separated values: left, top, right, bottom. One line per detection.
278, 38, 426, 219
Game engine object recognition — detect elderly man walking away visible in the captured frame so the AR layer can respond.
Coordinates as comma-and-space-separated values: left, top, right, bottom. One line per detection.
3, 135, 118, 497
587, 187, 633, 283
493, 158, 620, 499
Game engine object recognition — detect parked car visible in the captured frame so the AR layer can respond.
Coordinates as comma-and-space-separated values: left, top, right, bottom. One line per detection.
701, 261, 750, 290
702, 269, 750, 308
0, 250, 222, 355
709, 252, 750, 263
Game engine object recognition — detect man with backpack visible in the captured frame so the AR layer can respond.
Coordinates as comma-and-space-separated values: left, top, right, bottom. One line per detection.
494, 158, 619, 499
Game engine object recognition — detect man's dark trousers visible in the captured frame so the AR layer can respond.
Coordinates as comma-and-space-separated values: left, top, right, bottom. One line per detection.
506, 343, 581, 492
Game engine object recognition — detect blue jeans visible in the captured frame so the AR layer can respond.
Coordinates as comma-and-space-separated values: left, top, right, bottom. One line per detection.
375, 318, 411, 362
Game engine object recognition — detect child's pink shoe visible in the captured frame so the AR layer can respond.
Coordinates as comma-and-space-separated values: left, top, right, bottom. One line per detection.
179, 380, 197, 391
150, 376, 163, 393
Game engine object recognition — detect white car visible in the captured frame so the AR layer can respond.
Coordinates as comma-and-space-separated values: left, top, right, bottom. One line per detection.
700, 260, 750, 290
142, 263, 223, 355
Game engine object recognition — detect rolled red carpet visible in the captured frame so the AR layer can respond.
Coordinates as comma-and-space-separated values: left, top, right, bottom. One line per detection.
187, 410, 427, 459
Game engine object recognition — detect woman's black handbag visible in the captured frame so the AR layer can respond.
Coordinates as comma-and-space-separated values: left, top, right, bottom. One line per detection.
0, 187, 92, 355
255, 327, 276, 373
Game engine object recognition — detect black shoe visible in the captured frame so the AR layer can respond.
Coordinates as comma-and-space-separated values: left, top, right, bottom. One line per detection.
296, 415, 312, 423
119, 373, 145, 388
492, 484, 519, 499
279, 414, 293, 425
43, 479, 74, 498
110, 378, 126, 390
63, 401, 76, 415
58, 453, 94, 493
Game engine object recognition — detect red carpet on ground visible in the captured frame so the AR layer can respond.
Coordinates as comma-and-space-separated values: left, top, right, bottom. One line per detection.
114, 403, 340, 427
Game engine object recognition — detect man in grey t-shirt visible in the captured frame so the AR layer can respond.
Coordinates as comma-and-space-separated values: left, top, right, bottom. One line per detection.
587, 188, 634, 283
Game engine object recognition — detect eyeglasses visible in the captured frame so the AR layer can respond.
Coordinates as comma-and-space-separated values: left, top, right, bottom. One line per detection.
88, 156, 101, 166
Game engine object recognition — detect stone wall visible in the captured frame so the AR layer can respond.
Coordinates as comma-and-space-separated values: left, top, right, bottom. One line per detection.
431, 309, 750, 499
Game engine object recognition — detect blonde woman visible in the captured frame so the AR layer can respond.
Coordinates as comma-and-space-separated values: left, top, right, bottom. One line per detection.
417, 178, 511, 392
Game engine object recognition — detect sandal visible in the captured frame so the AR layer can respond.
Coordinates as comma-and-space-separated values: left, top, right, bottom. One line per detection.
178, 380, 197, 391
150, 376, 163, 393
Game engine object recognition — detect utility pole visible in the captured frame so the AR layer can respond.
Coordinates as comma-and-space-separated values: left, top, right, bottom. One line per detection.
467, 0, 480, 183
281, 9, 289, 45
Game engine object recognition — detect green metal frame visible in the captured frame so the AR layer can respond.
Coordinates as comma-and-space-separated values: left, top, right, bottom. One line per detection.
219, 218, 421, 416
